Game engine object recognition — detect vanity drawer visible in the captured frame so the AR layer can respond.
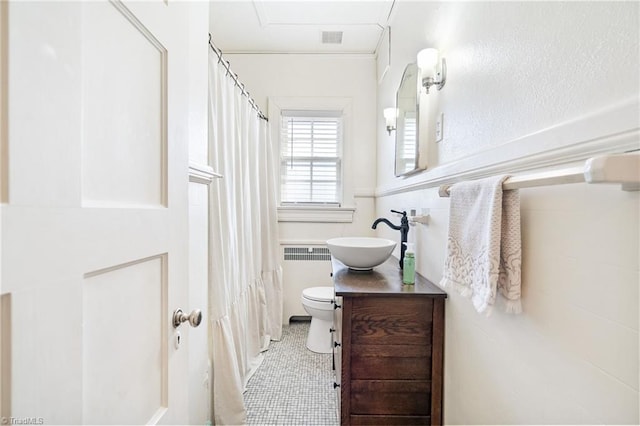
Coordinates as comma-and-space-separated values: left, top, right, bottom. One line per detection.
351, 298, 433, 346
350, 380, 431, 416
333, 295, 343, 417
351, 344, 431, 380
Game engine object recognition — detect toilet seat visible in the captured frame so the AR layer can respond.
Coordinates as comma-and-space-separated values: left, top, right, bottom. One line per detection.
302, 286, 334, 302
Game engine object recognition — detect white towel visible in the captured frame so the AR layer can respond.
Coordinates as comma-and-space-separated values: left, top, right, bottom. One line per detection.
440, 175, 522, 315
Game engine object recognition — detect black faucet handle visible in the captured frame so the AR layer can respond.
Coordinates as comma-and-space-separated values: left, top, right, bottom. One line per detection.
390, 209, 407, 216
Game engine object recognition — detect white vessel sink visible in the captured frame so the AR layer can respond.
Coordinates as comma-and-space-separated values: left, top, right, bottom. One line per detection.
326, 237, 397, 271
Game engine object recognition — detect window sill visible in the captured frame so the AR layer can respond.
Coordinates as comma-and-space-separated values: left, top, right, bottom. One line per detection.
277, 206, 356, 223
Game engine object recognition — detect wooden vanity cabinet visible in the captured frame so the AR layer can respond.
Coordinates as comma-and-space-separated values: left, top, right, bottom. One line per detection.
331, 259, 447, 426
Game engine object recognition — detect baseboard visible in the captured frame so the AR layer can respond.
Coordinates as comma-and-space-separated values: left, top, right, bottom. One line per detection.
289, 316, 311, 323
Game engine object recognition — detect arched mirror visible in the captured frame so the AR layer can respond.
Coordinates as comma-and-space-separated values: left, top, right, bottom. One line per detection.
394, 63, 421, 176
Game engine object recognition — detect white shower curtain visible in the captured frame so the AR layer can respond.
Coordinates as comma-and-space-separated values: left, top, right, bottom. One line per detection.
208, 51, 283, 425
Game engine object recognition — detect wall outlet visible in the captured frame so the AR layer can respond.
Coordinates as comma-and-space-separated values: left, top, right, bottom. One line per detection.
436, 112, 443, 142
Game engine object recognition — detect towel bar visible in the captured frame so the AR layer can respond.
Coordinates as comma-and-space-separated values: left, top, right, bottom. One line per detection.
438, 152, 640, 197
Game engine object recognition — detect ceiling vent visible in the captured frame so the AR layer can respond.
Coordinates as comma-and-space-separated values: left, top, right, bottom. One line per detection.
322, 31, 343, 44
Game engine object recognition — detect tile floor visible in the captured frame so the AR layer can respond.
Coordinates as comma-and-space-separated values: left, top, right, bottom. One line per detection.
244, 320, 339, 426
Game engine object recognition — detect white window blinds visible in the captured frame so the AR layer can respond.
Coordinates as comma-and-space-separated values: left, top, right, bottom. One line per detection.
280, 110, 343, 205
398, 112, 417, 174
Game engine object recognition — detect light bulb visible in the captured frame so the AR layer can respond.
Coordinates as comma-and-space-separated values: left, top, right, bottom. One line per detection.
383, 107, 397, 134
383, 108, 397, 121
417, 48, 439, 78
383, 108, 397, 129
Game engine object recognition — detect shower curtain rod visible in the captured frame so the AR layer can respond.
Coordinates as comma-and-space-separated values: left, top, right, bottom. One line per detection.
208, 34, 268, 122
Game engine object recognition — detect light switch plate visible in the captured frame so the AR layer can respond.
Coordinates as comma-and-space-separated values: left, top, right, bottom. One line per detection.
436, 112, 443, 142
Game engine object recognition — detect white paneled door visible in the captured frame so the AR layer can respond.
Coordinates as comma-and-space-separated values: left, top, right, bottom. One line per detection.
1, 1, 198, 423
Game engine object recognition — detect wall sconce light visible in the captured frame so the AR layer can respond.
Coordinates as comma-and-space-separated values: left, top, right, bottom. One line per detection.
383, 107, 398, 135
417, 48, 446, 94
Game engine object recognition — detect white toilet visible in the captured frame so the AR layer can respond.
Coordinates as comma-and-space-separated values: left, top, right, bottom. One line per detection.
301, 286, 335, 353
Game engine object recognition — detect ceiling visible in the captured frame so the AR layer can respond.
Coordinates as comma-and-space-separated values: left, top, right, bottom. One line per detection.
209, 0, 396, 54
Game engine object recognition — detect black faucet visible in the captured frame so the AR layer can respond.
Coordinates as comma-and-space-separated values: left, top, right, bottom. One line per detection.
371, 210, 410, 269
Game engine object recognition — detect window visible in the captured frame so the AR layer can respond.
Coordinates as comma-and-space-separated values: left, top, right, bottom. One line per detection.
397, 112, 417, 174
280, 110, 342, 206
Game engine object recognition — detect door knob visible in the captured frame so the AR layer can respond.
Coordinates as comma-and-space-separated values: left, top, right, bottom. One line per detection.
173, 308, 202, 328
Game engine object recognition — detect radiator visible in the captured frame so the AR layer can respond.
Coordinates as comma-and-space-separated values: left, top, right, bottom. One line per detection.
283, 247, 331, 261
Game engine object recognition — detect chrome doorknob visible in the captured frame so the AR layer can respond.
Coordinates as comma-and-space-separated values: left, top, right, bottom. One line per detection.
173, 308, 202, 328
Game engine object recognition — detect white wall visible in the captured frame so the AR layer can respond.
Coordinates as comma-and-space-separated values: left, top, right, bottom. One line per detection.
378, 1, 639, 185
376, 2, 639, 424
222, 54, 377, 322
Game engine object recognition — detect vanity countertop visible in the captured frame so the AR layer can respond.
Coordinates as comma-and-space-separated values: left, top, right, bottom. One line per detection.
332, 257, 448, 298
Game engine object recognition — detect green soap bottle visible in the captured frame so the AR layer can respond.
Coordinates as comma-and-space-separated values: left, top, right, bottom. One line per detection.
403, 243, 415, 285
